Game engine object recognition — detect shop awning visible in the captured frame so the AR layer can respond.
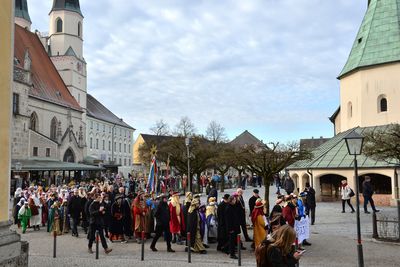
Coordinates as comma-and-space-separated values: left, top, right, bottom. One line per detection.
11, 159, 104, 171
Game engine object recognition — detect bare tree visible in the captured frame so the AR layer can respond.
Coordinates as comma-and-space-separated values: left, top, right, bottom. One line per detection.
206, 120, 227, 143
149, 119, 170, 136
173, 116, 196, 137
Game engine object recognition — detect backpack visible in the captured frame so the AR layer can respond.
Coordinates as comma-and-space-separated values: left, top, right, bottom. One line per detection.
255, 239, 273, 267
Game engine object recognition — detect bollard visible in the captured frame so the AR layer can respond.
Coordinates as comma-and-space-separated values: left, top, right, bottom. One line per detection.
96, 231, 99, 260
237, 234, 241, 266
187, 232, 191, 263
53, 231, 57, 258
372, 212, 378, 239
141, 231, 145, 261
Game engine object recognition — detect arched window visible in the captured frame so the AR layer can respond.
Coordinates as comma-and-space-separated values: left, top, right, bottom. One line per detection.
378, 95, 388, 113
78, 22, 82, 37
50, 117, 58, 140
56, 18, 63, 33
30, 112, 38, 131
347, 101, 352, 118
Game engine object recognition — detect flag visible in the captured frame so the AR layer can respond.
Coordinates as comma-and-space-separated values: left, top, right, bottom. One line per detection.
147, 156, 157, 193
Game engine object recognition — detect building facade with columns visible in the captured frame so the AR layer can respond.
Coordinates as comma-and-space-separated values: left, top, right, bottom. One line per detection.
288, 0, 400, 206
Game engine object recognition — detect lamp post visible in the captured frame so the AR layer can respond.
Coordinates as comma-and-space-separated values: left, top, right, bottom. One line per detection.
344, 131, 365, 267
185, 137, 191, 193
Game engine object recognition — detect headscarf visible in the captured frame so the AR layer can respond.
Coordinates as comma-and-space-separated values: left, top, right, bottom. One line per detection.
188, 198, 200, 213
14, 188, 22, 198
251, 199, 265, 224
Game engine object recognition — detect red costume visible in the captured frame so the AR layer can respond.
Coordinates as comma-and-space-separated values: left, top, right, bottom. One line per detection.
169, 194, 184, 234
132, 194, 147, 238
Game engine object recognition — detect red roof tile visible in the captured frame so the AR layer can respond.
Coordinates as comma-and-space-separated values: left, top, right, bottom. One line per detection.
14, 24, 81, 111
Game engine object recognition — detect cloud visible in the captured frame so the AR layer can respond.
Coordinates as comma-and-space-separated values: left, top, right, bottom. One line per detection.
27, 0, 367, 142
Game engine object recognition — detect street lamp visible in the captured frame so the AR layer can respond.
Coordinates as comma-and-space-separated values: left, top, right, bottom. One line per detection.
185, 137, 191, 192
344, 131, 365, 267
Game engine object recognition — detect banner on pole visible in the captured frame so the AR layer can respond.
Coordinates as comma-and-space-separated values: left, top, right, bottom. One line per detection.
294, 216, 310, 243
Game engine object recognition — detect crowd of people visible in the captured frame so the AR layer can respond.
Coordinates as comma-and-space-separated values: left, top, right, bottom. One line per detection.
12, 174, 319, 267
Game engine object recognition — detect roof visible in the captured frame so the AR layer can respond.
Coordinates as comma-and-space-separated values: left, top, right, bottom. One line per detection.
329, 107, 340, 123
15, 0, 31, 23
86, 94, 135, 130
51, 0, 83, 16
140, 134, 176, 144
288, 125, 397, 170
11, 159, 104, 171
65, 46, 77, 57
338, 0, 400, 78
300, 137, 330, 151
14, 25, 82, 111
230, 130, 264, 147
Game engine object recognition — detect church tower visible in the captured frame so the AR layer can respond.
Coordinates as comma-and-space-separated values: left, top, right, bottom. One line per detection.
333, 0, 400, 134
15, 0, 32, 30
48, 0, 87, 121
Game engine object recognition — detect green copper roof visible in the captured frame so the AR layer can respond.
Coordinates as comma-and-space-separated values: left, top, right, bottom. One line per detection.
15, 0, 32, 23
51, 0, 83, 16
288, 125, 396, 170
338, 0, 400, 78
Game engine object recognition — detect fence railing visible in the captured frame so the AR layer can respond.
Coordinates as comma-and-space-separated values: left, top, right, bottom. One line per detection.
372, 211, 400, 242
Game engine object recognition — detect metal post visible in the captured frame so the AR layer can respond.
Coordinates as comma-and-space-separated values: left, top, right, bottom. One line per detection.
372, 212, 378, 239
237, 234, 241, 266
141, 231, 145, 261
187, 144, 190, 193
187, 232, 191, 263
53, 231, 57, 258
96, 231, 99, 260
354, 156, 364, 267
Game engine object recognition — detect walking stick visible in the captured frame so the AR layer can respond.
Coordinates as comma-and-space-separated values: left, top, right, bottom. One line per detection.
187, 232, 191, 263
96, 231, 99, 260
141, 231, 145, 261
53, 231, 57, 258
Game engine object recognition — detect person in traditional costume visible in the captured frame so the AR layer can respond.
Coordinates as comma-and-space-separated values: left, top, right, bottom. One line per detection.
60, 197, 69, 233
198, 204, 209, 247
28, 193, 41, 231
186, 198, 207, 254
118, 187, 133, 240
102, 193, 112, 238
182, 192, 192, 241
133, 191, 147, 243
206, 197, 218, 243
18, 202, 31, 234
40, 193, 48, 227
145, 194, 155, 238
14, 198, 25, 228
217, 194, 230, 252
150, 194, 175, 252
109, 196, 125, 242
169, 192, 184, 244
49, 201, 62, 236
46, 193, 57, 232
251, 199, 267, 248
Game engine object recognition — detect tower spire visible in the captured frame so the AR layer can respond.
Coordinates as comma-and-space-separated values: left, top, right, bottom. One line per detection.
51, 0, 82, 16
15, 0, 32, 30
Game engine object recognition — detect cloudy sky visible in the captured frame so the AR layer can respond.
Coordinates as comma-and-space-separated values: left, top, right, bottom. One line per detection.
27, 0, 367, 143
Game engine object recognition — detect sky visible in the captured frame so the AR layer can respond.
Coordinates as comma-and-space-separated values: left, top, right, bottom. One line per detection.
27, 0, 368, 143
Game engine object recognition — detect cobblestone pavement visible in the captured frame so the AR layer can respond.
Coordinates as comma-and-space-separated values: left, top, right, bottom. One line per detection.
14, 186, 400, 267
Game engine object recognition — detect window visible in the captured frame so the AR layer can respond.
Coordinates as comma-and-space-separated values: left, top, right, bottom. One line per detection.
90, 137, 93, 149
46, 148, 51, 157
33, 147, 38, 157
56, 18, 63, 33
30, 112, 38, 131
102, 140, 105, 150
109, 126, 111, 133
96, 123, 99, 131
347, 102, 352, 118
380, 98, 387, 112
124, 130, 127, 137
114, 142, 116, 151
119, 158, 122, 165
90, 121, 93, 129
128, 143, 131, 153
103, 125, 105, 132
129, 159, 131, 166
119, 143, 121, 152
78, 22, 82, 37
13, 93, 19, 114
50, 117, 58, 140
124, 144, 126, 153
124, 158, 126, 166
96, 139, 99, 149
108, 141, 111, 151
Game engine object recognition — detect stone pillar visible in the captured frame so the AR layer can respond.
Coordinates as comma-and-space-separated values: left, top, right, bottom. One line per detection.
0, 1, 29, 266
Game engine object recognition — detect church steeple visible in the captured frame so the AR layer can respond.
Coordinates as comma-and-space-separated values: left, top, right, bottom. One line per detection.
51, 0, 83, 16
338, 0, 400, 78
15, 0, 32, 30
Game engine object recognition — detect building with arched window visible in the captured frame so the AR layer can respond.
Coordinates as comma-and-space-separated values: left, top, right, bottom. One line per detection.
289, 0, 400, 207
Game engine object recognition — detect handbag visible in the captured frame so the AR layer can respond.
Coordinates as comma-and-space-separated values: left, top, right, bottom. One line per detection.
349, 188, 355, 197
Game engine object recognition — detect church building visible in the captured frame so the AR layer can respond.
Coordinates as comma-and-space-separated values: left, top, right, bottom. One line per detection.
288, 0, 400, 206
11, 0, 135, 186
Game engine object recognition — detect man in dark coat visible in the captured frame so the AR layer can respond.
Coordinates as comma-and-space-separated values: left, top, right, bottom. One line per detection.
283, 176, 295, 195
217, 194, 229, 252
208, 181, 218, 202
304, 182, 316, 225
235, 189, 251, 241
362, 176, 379, 214
225, 196, 240, 259
248, 189, 259, 216
88, 193, 112, 254
68, 189, 82, 237
150, 194, 175, 252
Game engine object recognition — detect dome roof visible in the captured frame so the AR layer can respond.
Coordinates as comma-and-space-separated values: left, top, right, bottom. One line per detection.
15, 0, 32, 23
